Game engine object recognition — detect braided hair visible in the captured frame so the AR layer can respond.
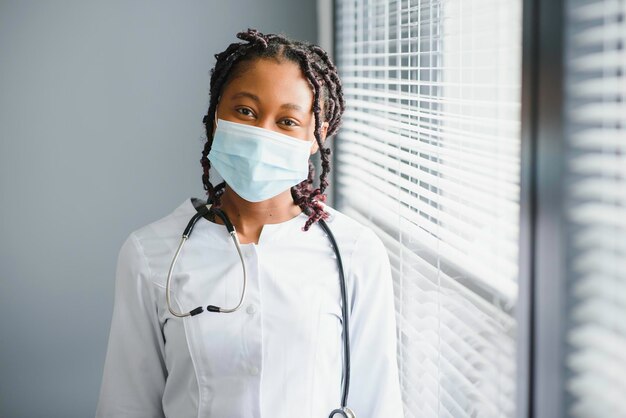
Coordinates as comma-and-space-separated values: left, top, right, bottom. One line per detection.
200, 28, 345, 231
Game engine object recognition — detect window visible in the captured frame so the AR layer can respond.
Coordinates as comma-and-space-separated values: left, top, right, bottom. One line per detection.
334, 0, 523, 416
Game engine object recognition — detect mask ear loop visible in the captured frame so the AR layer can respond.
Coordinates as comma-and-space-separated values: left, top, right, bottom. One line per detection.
213, 98, 221, 130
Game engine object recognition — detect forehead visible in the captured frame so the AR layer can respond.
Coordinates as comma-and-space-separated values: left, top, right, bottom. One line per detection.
222, 58, 314, 111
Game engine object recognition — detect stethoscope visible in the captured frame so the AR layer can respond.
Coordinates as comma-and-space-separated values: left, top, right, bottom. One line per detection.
165, 203, 356, 418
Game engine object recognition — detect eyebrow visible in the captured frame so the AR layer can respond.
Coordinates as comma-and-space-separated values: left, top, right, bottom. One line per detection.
230, 91, 304, 112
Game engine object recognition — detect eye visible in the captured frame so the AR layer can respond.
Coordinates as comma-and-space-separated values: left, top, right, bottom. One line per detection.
236, 107, 255, 117
280, 118, 299, 127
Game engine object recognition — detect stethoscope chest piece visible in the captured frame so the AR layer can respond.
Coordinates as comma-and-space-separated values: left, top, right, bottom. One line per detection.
329, 407, 356, 418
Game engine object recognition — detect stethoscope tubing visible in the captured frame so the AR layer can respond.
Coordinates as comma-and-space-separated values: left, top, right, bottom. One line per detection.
317, 218, 351, 410
166, 206, 248, 316
165, 204, 354, 417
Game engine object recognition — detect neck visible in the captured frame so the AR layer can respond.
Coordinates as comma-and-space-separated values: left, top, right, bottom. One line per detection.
216, 186, 303, 243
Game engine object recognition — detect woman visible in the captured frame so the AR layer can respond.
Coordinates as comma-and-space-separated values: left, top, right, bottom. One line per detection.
96, 28, 404, 418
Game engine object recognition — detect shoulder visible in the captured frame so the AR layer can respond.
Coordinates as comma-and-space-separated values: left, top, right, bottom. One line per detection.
319, 204, 366, 236
321, 207, 392, 308
320, 205, 388, 263
325, 205, 382, 246
118, 198, 197, 274
129, 198, 194, 242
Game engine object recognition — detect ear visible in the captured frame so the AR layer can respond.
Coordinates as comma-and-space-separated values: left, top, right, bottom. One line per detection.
310, 121, 330, 155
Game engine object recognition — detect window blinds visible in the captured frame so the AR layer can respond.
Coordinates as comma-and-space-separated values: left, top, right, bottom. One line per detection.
334, 0, 522, 416
564, 1, 626, 417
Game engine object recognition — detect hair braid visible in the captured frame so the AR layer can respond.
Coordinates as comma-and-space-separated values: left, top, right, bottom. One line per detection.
284, 47, 332, 230
310, 46, 346, 135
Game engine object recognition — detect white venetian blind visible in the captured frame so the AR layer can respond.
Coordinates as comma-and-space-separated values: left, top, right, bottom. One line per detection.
334, 0, 522, 416
564, 1, 626, 417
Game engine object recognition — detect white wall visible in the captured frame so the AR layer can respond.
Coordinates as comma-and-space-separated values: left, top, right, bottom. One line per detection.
0, 1, 317, 416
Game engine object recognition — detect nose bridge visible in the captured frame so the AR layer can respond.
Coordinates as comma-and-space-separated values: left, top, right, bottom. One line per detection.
256, 114, 274, 131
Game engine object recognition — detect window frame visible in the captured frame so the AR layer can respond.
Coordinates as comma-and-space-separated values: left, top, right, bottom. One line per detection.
518, 0, 569, 417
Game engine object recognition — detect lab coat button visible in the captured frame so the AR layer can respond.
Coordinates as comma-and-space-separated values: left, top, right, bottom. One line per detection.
249, 366, 260, 376
246, 304, 257, 315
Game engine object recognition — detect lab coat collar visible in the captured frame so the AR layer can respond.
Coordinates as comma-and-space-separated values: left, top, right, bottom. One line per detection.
177, 197, 309, 246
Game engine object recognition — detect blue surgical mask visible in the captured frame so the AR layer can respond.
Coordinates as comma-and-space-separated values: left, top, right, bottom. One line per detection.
208, 119, 315, 202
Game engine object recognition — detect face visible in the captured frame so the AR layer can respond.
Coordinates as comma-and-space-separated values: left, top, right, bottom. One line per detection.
213, 58, 328, 155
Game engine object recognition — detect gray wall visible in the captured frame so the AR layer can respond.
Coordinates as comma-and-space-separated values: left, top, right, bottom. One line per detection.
0, 1, 317, 417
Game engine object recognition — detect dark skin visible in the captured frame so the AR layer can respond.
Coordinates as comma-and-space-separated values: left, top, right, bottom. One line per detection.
210, 57, 329, 244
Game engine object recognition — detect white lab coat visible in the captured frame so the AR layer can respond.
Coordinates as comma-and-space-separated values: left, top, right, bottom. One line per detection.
96, 197, 404, 418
